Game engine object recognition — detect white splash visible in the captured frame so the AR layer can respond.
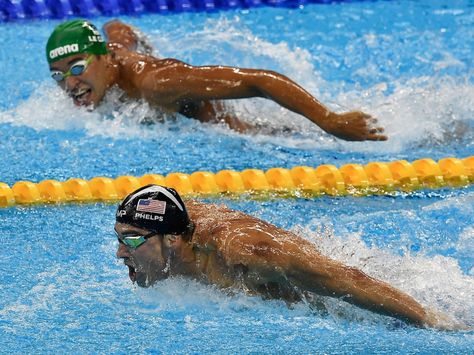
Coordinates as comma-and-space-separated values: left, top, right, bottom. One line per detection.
337, 76, 474, 152
293, 222, 474, 327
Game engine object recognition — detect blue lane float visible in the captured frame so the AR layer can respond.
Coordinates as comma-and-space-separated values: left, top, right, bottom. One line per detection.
1, 0, 373, 21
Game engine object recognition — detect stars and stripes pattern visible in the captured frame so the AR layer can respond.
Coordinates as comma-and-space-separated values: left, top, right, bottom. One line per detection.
136, 199, 166, 214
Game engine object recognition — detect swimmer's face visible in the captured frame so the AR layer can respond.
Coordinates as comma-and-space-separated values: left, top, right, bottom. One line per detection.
115, 222, 169, 288
49, 54, 110, 109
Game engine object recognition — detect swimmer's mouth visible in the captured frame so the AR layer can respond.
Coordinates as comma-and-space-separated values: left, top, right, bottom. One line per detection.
70, 88, 92, 105
124, 261, 137, 282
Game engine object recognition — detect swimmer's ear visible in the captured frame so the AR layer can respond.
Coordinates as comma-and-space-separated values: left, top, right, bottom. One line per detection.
163, 234, 179, 248
105, 43, 120, 59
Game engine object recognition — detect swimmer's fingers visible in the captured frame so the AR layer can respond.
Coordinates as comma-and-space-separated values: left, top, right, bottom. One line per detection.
363, 113, 388, 141
368, 125, 388, 141
327, 111, 388, 141
369, 127, 384, 134
367, 133, 388, 141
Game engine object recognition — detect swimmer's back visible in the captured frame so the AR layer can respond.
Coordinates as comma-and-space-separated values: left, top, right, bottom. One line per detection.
185, 199, 315, 257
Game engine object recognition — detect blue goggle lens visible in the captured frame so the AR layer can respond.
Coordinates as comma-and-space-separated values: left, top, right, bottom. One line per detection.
69, 62, 87, 76
50, 57, 92, 82
51, 71, 65, 81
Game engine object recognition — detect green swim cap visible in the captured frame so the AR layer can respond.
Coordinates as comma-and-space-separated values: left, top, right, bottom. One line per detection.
46, 19, 108, 65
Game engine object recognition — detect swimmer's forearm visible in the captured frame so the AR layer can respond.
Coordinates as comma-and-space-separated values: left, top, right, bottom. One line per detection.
294, 264, 428, 326
238, 72, 387, 141
185, 67, 334, 130
243, 70, 334, 130
329, 269, 428, 326
235, 71, 386, 141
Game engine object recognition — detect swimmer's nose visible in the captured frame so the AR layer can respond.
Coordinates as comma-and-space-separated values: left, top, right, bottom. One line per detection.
65, 76, 81, 92
116, 243, 130, 258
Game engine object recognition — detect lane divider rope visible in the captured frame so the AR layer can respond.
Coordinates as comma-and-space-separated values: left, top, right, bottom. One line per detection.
1, 156, 473, 207
1, 0, 367, 22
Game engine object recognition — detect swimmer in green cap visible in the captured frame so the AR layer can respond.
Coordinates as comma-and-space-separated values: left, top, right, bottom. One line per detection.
46, 19, 387, 141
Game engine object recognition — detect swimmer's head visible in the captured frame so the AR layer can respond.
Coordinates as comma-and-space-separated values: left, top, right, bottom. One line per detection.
46, 20, 107, 65
115, 185, 192, 287
47, 20, 113, 108
116, 185, 191, 236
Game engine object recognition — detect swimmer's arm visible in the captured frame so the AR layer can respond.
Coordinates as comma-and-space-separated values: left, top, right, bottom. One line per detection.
291, 255, 431, 327
143, 61, 386, 141
292, 254, 465, 330
226, 233, 434, 327
103, 20, 139, 52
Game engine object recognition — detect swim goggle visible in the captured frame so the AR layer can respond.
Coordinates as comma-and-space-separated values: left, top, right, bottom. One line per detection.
116, 231, 157, 249
50, 55, 93, 82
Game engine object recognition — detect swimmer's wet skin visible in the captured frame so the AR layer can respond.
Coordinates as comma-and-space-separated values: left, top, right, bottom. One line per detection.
46, 19, 387, 141
114, 184, 466, 330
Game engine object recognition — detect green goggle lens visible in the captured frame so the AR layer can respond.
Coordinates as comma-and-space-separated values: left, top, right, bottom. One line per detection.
121, 235, 147, 248
116, 231, 157, 249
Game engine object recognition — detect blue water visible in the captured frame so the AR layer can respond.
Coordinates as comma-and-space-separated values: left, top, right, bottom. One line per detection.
1, 0, 474, 353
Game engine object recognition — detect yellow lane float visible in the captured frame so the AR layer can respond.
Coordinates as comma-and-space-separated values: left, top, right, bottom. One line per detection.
0, 156, 472, 207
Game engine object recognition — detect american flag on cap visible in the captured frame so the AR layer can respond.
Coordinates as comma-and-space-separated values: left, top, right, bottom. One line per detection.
136, 199, 166, 214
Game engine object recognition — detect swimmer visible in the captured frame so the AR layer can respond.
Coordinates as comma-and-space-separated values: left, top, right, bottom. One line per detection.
115, 184, 459, 330
46, 19, 387, 141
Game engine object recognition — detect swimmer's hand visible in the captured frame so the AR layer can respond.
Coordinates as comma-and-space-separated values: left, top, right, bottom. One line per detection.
324, 111, 387, 141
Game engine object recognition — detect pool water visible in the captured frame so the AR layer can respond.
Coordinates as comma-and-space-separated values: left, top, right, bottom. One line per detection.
1, 0, 473, 353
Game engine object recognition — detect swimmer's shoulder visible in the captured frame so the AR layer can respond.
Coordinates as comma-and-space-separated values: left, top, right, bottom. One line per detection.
106, 46, 185, 73
186, 200, 258, 231
187, 200, 303, 243
185, 199, 235, 216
